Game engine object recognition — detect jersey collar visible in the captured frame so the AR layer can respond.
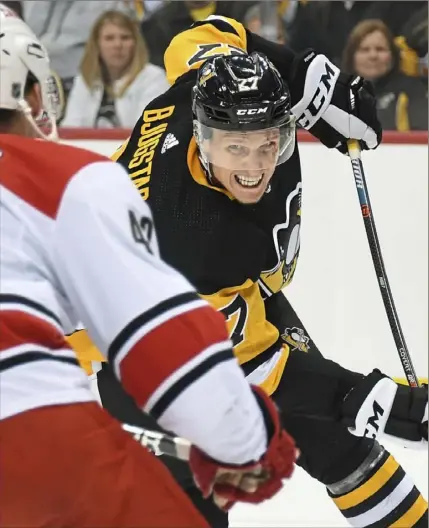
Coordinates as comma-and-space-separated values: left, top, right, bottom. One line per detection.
187, 137, 235, 200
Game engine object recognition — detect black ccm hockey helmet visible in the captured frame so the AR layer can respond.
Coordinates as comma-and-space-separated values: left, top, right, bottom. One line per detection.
192, 52, 296, 170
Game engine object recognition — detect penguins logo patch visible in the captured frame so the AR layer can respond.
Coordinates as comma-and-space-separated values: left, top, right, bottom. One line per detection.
281, 326, 310, 353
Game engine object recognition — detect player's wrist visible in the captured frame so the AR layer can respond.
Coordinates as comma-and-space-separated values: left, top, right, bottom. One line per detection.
188, 385, 297, 510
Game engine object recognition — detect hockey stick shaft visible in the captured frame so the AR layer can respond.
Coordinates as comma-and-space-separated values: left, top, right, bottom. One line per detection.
347, 140, 419, 388
123, 423, 191, 461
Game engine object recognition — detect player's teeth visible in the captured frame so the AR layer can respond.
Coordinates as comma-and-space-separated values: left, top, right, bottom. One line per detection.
235, 175, 263, 187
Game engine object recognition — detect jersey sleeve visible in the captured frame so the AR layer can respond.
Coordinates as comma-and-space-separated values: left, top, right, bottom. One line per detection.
110, 138, 130, 162
164, 15, 248, 85
163, 15, 300, 94
68, 139, 129, 372
52, 160, 267, 464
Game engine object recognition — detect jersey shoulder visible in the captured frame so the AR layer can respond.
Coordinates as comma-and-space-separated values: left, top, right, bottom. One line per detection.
112, 79, 194, 178
164, 16, 248, 85
0, 135, 109, 219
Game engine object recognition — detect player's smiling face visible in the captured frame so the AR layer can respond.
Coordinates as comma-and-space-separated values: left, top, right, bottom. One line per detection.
207, 128, 280, 204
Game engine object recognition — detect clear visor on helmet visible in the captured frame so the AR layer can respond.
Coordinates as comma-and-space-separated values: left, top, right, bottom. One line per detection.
195, 116, 296, 171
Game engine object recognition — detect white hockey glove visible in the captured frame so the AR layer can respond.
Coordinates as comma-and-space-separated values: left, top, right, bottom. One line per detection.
290, 51, 382, 153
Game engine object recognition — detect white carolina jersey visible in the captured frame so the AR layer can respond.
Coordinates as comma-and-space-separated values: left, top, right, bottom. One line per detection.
0, 134, 267, 464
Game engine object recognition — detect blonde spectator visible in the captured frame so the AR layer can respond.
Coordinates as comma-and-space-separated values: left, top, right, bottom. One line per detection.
342, 19, 427, 131
23, 1, 140, 98
62, 10, 169, 128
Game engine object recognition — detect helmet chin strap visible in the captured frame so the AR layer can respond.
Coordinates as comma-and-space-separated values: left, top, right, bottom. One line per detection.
206, 161, 224, 189
18, 98, 58, 142
195, 142, 223, 188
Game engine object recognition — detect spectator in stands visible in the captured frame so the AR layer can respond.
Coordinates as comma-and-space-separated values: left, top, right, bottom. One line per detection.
243, 2, 287, 44
129, 0, 165, 22
287, 1, 424, 67
342, 19, 428, 131
140, 0, 258, 68
62, 10, 169, 129
23, 1, 142, 99
395, 2, 428, 80
277, 0, 302, 29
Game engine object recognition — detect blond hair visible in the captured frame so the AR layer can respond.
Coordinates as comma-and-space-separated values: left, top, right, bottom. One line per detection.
80, 10, 148, 98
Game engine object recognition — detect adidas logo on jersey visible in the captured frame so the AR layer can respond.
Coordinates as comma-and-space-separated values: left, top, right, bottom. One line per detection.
161, 133, 179, 153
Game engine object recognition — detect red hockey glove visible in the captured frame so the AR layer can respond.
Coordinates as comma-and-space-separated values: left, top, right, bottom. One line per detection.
189, 385, 297, 511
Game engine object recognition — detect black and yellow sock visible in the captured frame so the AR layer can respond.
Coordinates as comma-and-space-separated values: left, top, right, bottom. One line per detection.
328, 447, 427, 527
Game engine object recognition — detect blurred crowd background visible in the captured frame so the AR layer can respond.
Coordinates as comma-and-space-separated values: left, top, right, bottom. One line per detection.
5, 0, 428, 132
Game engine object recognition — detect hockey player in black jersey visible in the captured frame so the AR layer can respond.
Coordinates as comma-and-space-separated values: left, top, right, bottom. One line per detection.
70, 15, 428, 528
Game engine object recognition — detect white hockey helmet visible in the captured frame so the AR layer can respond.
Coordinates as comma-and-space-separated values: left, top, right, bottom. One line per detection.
0, 3, 63, 139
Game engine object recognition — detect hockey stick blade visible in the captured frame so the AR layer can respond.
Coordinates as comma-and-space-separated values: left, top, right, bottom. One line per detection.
347, 140, 419, 388
123, 423, 191, 461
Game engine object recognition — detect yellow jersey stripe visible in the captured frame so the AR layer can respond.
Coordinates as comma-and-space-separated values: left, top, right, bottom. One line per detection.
164, 16, 247, 85
390, 495, 428, 527
111, 138, 130, 162
333, 455, 400, 510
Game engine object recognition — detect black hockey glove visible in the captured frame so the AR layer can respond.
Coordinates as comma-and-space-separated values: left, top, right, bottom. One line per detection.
290, 50, 382, 153
341, 370, 428, 449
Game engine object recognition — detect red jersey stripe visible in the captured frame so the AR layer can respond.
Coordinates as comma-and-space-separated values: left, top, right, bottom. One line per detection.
0, 134, 107, 218
120, 304, 230, 408
0, 311, 72, 353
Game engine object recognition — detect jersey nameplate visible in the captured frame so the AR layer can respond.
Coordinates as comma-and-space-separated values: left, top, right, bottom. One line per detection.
127, 106, 175, 200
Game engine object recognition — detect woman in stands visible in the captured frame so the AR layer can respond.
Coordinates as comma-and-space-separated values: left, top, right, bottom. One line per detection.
342, 19, 428, 132
62, 10, 169, 128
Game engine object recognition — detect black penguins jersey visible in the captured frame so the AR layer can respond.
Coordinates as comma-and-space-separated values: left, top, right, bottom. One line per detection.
110, 16, 303, 395
68, 16, 303, 391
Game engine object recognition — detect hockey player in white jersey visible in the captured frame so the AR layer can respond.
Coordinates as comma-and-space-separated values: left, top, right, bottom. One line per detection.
0, 6, 298, 526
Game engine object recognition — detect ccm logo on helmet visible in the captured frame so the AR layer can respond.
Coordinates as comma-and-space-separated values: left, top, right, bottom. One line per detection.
236, 107, 268, 116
